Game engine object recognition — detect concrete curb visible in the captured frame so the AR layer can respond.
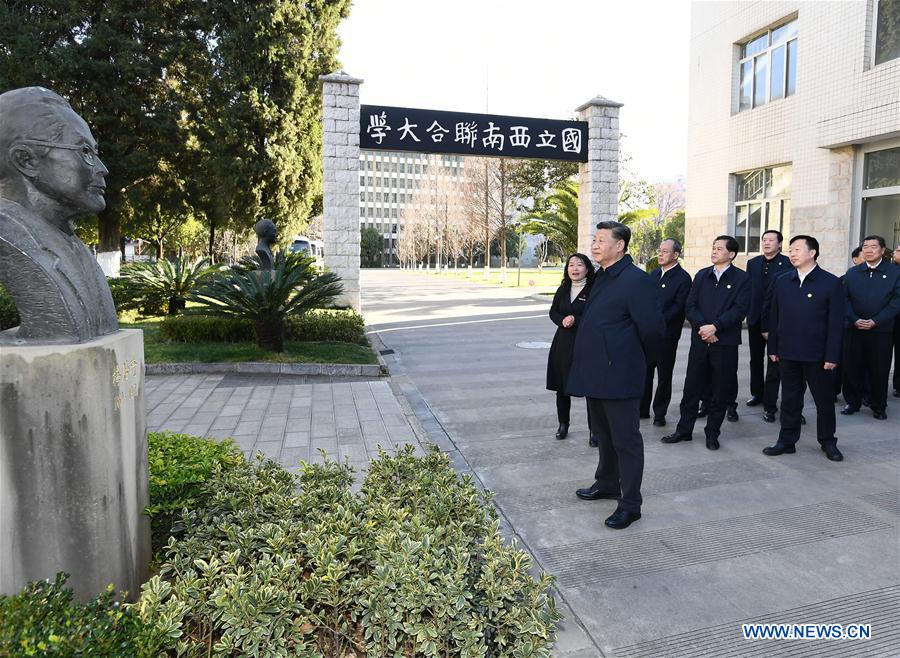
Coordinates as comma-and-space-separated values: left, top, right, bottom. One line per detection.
145, 362, 387, 377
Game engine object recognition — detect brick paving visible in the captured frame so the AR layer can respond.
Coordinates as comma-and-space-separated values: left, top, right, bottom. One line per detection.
144, 373, 423, 474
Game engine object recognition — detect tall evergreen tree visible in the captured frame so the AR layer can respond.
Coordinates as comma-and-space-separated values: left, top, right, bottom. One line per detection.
0, 0, 352, 259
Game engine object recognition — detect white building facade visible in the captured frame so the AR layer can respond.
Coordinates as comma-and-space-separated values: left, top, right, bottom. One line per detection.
686, 0, 900, 273
358, 150, 467, 266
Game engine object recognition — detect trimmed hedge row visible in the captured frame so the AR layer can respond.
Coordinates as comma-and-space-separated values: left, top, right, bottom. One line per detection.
1, 440, 561, 657
159, 308, 366, 344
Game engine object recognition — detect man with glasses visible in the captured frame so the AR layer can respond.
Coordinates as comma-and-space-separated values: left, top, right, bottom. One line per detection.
641, 238, 692, 427
0, 87, 117, 344
841, 235, 900, 420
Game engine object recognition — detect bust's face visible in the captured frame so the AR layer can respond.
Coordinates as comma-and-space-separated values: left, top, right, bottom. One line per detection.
31, 107, 108, 217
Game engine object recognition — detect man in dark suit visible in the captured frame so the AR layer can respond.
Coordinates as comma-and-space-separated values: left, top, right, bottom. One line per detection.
893, 244, 900, 398
763, 235, 844, 462
745, 229, 791, 421
641, 238, 692, 426
568, 221, 664, 530
841, 235, 900, 420
662, 235, 750, 450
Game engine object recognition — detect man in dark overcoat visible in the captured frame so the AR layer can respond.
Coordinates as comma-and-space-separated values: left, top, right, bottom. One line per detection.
763, 235, 844, 461
567, 221, 664, 529
641, 238, 692, 426
893, 244, 900, 398
745, 229, 791, 420
662, 235, 750, 450
841, 235, 900, 420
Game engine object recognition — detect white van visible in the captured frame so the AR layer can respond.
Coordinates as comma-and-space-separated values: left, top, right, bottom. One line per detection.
290, 235, 325, 268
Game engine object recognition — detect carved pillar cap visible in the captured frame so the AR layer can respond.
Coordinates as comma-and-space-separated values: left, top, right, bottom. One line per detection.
319, 71, 364, 85
574, 95, 624, 112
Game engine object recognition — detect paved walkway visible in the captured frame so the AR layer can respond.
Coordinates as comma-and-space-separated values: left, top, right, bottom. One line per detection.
362, 269, 900, 658
145, 374, 423, 474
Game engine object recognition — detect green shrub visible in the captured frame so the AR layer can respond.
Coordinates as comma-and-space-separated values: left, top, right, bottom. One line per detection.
135, 445, 560, 657
159, 315, 254, 343
644, 255, 660, 273
285, 308, 366, 343
160, 308, 365, 345
0, 284, 19, 330
0, 573, 157, 657
145, 431, 243, 555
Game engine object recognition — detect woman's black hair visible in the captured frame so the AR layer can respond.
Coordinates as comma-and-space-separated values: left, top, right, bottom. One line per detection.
561, 252, 596, 288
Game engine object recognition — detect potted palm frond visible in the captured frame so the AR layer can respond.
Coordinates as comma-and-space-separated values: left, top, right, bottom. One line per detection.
188, 251, 343, 352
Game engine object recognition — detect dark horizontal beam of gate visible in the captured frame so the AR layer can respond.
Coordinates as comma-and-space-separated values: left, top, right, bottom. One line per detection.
359, 104, 588, 162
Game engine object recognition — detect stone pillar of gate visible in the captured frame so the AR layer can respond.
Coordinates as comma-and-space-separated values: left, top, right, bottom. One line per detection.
320, 71, 363, 311
575, 96, 622, 255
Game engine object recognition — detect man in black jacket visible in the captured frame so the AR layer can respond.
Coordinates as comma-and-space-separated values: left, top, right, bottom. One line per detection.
568, 221, 664, 529
662, 236, 750, 450
745, 229, 791, 420
893, 244, 900, 398
641, 238, 692, 426
841, 235, 900, 419
763, 235, 844, 462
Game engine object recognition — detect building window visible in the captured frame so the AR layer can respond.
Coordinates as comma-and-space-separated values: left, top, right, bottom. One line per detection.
738, 18, 797, 111
875, 0, 900, 65
733, 164, 792, 253
861, 147, 900, 246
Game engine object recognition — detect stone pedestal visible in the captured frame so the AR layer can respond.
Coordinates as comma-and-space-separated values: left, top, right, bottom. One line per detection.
0, 329, 149, 600
320, 71, 363, 311
575, 96, 622, 255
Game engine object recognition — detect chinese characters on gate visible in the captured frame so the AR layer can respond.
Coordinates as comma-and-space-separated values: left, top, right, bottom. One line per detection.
360, 105, 588, 162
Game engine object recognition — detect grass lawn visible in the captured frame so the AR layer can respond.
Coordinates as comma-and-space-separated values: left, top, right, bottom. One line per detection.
414, 267, 564, 289
122, 317, 378, 365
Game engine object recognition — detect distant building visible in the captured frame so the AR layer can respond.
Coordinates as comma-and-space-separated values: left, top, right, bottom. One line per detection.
358, 150, 468, 266
686, 1, 900, 273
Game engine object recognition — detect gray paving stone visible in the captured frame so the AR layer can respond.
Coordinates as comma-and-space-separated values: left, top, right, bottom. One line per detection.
253, 441, 282, 461
284, 432, 311, 448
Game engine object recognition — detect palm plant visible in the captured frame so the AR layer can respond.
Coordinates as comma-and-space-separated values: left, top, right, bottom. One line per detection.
188, 251, 343, 352
520, 180, 579, 257
120, 256, 215, 316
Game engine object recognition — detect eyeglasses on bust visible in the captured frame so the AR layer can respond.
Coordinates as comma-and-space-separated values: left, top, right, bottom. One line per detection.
15, 139, 101, 166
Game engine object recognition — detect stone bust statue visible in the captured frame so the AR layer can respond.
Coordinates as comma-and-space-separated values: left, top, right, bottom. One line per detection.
0, 87, 118, 344
254, 219, 277, 271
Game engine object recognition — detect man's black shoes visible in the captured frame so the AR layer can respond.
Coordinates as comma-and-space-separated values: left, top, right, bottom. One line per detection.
873, 410, 887, 420
746, 396, 762, 407
661, 433, 691, 443
604, 508, 641, 529
588, 435, 598, 447
652, 417, 666, 427
840, 405, 860, 415
822, 444, 844, 461
575, 483, 619, 501
555, 423, 569, 440
763, 443, 796, 456
697, 404, 708, 418
726, 407, 739, 422
763, 411, 776, 422
706, 436, 720, 450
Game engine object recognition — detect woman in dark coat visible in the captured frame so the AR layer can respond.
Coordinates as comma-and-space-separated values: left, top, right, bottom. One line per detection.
547, 253, 595, 442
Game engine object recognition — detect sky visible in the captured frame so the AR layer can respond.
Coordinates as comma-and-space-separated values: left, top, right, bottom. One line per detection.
337, 0, 692, 183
